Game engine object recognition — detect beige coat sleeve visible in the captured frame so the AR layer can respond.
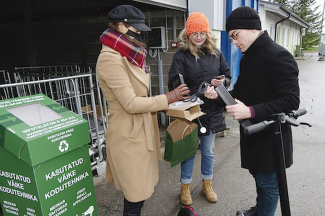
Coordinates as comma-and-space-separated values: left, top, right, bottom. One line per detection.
96, 49, 168, 113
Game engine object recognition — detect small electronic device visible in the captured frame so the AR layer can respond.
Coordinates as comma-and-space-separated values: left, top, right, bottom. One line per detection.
179, 74, 185, 84
178, 74, 191, 98
216, 75, 225, 80
170, 73, 186, 90
169, 73, 191, 101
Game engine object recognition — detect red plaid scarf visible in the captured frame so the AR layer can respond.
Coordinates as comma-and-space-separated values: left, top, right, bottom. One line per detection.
100, 28, 147, 70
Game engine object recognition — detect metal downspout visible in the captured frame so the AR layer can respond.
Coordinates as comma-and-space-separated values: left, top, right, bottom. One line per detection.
186, 0, 189, 18
274, 13, 291, 42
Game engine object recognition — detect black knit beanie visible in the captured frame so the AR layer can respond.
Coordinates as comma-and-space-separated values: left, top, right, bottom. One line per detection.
226, 6, 261, 33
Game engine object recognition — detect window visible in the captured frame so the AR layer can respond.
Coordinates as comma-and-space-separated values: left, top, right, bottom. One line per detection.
282, 28, 286, 46
270, 25, 274, 40
276, 26, 280, 43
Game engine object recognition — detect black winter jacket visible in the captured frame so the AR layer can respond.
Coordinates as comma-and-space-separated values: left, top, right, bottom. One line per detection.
168, 44, 231, 135
231, 31, 300, 173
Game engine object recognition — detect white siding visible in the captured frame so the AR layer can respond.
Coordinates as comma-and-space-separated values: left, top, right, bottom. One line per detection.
258, 3, 303, 55
188, 0, 225, 30
134, 0, 187, 10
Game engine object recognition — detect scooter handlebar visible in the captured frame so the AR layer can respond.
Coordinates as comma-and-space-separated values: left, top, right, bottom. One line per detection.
243, 120, 275, 135
292, 109, 307, 118
243, 109, 308, 135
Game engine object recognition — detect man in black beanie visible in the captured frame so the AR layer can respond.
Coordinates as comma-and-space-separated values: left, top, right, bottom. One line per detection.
204, 6, 300, 216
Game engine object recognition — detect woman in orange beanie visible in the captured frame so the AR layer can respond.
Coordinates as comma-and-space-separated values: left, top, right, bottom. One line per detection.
168, 12, 231, 206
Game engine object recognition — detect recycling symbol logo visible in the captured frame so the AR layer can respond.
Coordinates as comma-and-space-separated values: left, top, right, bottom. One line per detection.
59, 140, 69, 152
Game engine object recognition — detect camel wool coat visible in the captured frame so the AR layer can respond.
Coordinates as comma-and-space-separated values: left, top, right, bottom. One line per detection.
96, 44, 168, 202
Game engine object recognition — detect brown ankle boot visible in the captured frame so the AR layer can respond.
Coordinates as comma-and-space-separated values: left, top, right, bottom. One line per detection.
180, 183, 192, 205
201, 180, 218, 203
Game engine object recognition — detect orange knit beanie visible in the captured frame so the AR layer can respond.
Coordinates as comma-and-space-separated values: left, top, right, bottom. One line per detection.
186, 12, 210, 36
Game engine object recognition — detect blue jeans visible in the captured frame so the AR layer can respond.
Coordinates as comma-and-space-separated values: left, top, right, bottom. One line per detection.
180, 130, 216, 184
253, 172, 279, 216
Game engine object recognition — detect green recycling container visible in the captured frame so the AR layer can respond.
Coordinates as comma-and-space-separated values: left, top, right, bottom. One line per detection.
0, 94, 98, 216
296, 45, 301, 57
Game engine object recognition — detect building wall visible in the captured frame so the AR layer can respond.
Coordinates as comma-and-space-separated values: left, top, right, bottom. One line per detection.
145, 10, 186, 96
188, 0, 225, 31
259, 5, 302, 56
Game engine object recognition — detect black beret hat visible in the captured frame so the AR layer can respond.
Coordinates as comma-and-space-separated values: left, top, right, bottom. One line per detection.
107, 5, 151, 31
226, 6, 261, 33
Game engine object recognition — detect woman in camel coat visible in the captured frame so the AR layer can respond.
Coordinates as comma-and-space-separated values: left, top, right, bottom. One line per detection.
96, 5, 189, 216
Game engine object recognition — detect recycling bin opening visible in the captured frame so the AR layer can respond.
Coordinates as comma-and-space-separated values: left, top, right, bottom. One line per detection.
6, 102, 63, 126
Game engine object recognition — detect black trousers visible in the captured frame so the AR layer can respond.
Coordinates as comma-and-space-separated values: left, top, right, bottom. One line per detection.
123, 197, 145, 216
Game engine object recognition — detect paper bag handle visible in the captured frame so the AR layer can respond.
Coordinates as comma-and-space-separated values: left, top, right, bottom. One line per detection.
182, 124, 193, 139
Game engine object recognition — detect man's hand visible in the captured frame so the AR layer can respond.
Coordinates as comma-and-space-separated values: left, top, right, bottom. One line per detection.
226, 99, 251, 120
204, 85, 218, 99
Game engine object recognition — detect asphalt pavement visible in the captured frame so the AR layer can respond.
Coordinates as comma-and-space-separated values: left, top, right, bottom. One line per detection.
94, 51, 325, 216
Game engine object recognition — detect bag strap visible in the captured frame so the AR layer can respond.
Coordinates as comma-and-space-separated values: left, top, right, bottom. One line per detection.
182, 124, 193, 139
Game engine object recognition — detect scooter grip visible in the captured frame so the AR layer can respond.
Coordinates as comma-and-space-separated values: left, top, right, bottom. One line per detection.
243, 121, 267, 135
293, 109, 307, 118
